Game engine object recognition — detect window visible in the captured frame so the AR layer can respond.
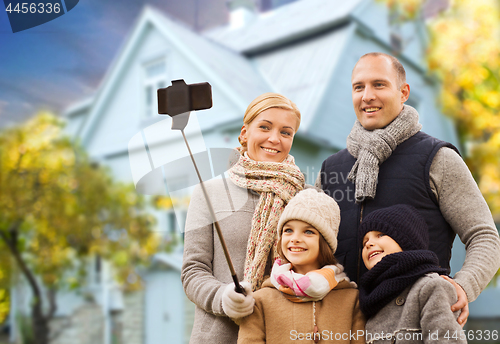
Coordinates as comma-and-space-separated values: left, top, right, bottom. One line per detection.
89, 254, 101, 285
143, 58, 167, 118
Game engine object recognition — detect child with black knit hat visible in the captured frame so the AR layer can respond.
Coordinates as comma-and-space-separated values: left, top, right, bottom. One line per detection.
359, 204, 466, 344
237, 188, 365, 344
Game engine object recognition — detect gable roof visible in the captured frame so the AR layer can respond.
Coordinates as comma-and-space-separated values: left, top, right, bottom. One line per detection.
71, 0, 434, 150
149, 9, 272, 113
205, 0, 365, 54
252, 23, 355, 130
151, 253, 183, 272
76, 6, 271, 145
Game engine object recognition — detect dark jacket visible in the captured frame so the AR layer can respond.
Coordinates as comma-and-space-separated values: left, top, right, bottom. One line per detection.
320, 131, 459, 283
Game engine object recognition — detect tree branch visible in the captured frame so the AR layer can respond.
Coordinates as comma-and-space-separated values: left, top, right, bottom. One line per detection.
0, 221, 44, 316
46, 287, 57, 320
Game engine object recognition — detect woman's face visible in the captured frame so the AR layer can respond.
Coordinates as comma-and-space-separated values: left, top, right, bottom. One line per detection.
240, 108, 298, 163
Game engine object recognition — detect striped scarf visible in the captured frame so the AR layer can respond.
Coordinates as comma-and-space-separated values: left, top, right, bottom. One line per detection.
228, 147, 305, 291
270, 258, 351, 302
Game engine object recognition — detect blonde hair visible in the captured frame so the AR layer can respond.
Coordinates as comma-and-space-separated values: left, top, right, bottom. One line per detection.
238, 93, 301, 150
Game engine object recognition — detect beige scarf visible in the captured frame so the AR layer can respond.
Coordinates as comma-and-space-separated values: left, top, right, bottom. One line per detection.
228, 147, 305, 291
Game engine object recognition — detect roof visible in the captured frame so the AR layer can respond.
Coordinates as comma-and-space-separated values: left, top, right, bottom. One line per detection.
64, 96, 94, 118
252, 22, 355, 130
204, 0, 366, 54
150, 9, 271, 118
76, 6, 271, 144
71, 0, 438, 151
151, 252, 183, 272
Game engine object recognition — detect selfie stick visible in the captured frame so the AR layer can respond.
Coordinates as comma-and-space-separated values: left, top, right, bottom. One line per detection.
157, 79, 246, 295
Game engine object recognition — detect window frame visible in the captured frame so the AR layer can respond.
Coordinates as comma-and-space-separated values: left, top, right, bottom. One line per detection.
142, 56, 168, 119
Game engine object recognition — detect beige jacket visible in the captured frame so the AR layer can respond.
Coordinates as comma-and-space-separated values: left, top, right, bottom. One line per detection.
238, 278, 366, 344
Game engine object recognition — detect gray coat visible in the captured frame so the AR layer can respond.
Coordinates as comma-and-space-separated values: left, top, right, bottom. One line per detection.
181, 177, 268, 344
365, 273, 465, 344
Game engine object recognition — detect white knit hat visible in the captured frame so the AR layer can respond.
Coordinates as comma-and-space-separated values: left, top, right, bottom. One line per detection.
277, 188, 340, 253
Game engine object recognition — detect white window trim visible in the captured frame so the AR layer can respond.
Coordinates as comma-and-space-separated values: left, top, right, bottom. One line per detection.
142, 56, 168, 119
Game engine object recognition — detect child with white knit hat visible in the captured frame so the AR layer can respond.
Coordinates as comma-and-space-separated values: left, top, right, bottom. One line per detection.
237, 188, 365, 343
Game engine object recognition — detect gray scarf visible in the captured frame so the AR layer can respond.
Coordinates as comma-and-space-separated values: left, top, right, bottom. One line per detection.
346, 105, 422, 203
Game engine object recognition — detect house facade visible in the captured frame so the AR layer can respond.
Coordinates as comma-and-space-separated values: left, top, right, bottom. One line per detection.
10, 0, 497, 343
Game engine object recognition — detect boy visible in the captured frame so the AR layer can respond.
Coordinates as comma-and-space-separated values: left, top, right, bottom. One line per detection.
359, 204, 466, 344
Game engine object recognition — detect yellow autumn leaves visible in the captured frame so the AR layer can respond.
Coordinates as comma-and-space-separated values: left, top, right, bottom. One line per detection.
0, 113, 163, 296
381, 0, 500, 215
427, 0, 500, 214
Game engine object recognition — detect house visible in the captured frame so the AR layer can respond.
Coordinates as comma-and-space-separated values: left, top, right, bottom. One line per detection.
11, 0, 495, 343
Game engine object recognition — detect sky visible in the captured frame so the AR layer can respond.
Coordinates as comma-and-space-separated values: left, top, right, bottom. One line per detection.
0, 0, 229, 127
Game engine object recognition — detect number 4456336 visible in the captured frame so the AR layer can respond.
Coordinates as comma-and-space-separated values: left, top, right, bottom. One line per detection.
5, 2, 61, 14
444, 330, 498, 341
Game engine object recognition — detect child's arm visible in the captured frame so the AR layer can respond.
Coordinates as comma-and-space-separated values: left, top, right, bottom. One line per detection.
350, 296, 366, 344
237, 302, 266, 344
419, 277, 467, 344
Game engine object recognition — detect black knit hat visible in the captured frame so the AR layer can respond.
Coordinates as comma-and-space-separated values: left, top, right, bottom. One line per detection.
359, 204, 429, 251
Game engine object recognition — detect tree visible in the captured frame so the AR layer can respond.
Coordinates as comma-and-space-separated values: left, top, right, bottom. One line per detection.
0, 113, 160, 344
380, 0, 500, 279
0, 251, 11, 326
425, 0, 500, 215
381, 0, 500, 215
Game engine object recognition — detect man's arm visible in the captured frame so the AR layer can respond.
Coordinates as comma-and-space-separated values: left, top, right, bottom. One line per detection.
429, 147, 500, 302
419, 275, 466, 344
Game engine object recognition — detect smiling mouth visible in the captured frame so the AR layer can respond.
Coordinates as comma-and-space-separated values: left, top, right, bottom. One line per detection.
289, 247, 307, 252
363, 107, 381, 114
262, 147, 279, 153
368, 251, 383, 260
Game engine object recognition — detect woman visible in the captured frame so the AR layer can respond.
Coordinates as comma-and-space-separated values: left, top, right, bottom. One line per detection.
181, 93, 305, 344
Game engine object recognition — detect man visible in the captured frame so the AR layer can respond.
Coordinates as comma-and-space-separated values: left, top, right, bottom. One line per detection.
317, 52, 500, 325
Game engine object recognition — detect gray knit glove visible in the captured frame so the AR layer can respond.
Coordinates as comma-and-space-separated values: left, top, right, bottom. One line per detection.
221, 282, 254, 319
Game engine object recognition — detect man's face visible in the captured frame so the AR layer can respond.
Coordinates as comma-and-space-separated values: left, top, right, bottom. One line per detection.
351, 55, 410, 130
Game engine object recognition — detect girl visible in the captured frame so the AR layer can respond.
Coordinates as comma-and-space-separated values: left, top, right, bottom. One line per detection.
359, 204, 466, 344
238, 189, 365, 344
182, 93, 305, 344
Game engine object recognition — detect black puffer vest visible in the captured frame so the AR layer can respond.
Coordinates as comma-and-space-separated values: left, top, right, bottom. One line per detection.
320, 131, 460, 283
